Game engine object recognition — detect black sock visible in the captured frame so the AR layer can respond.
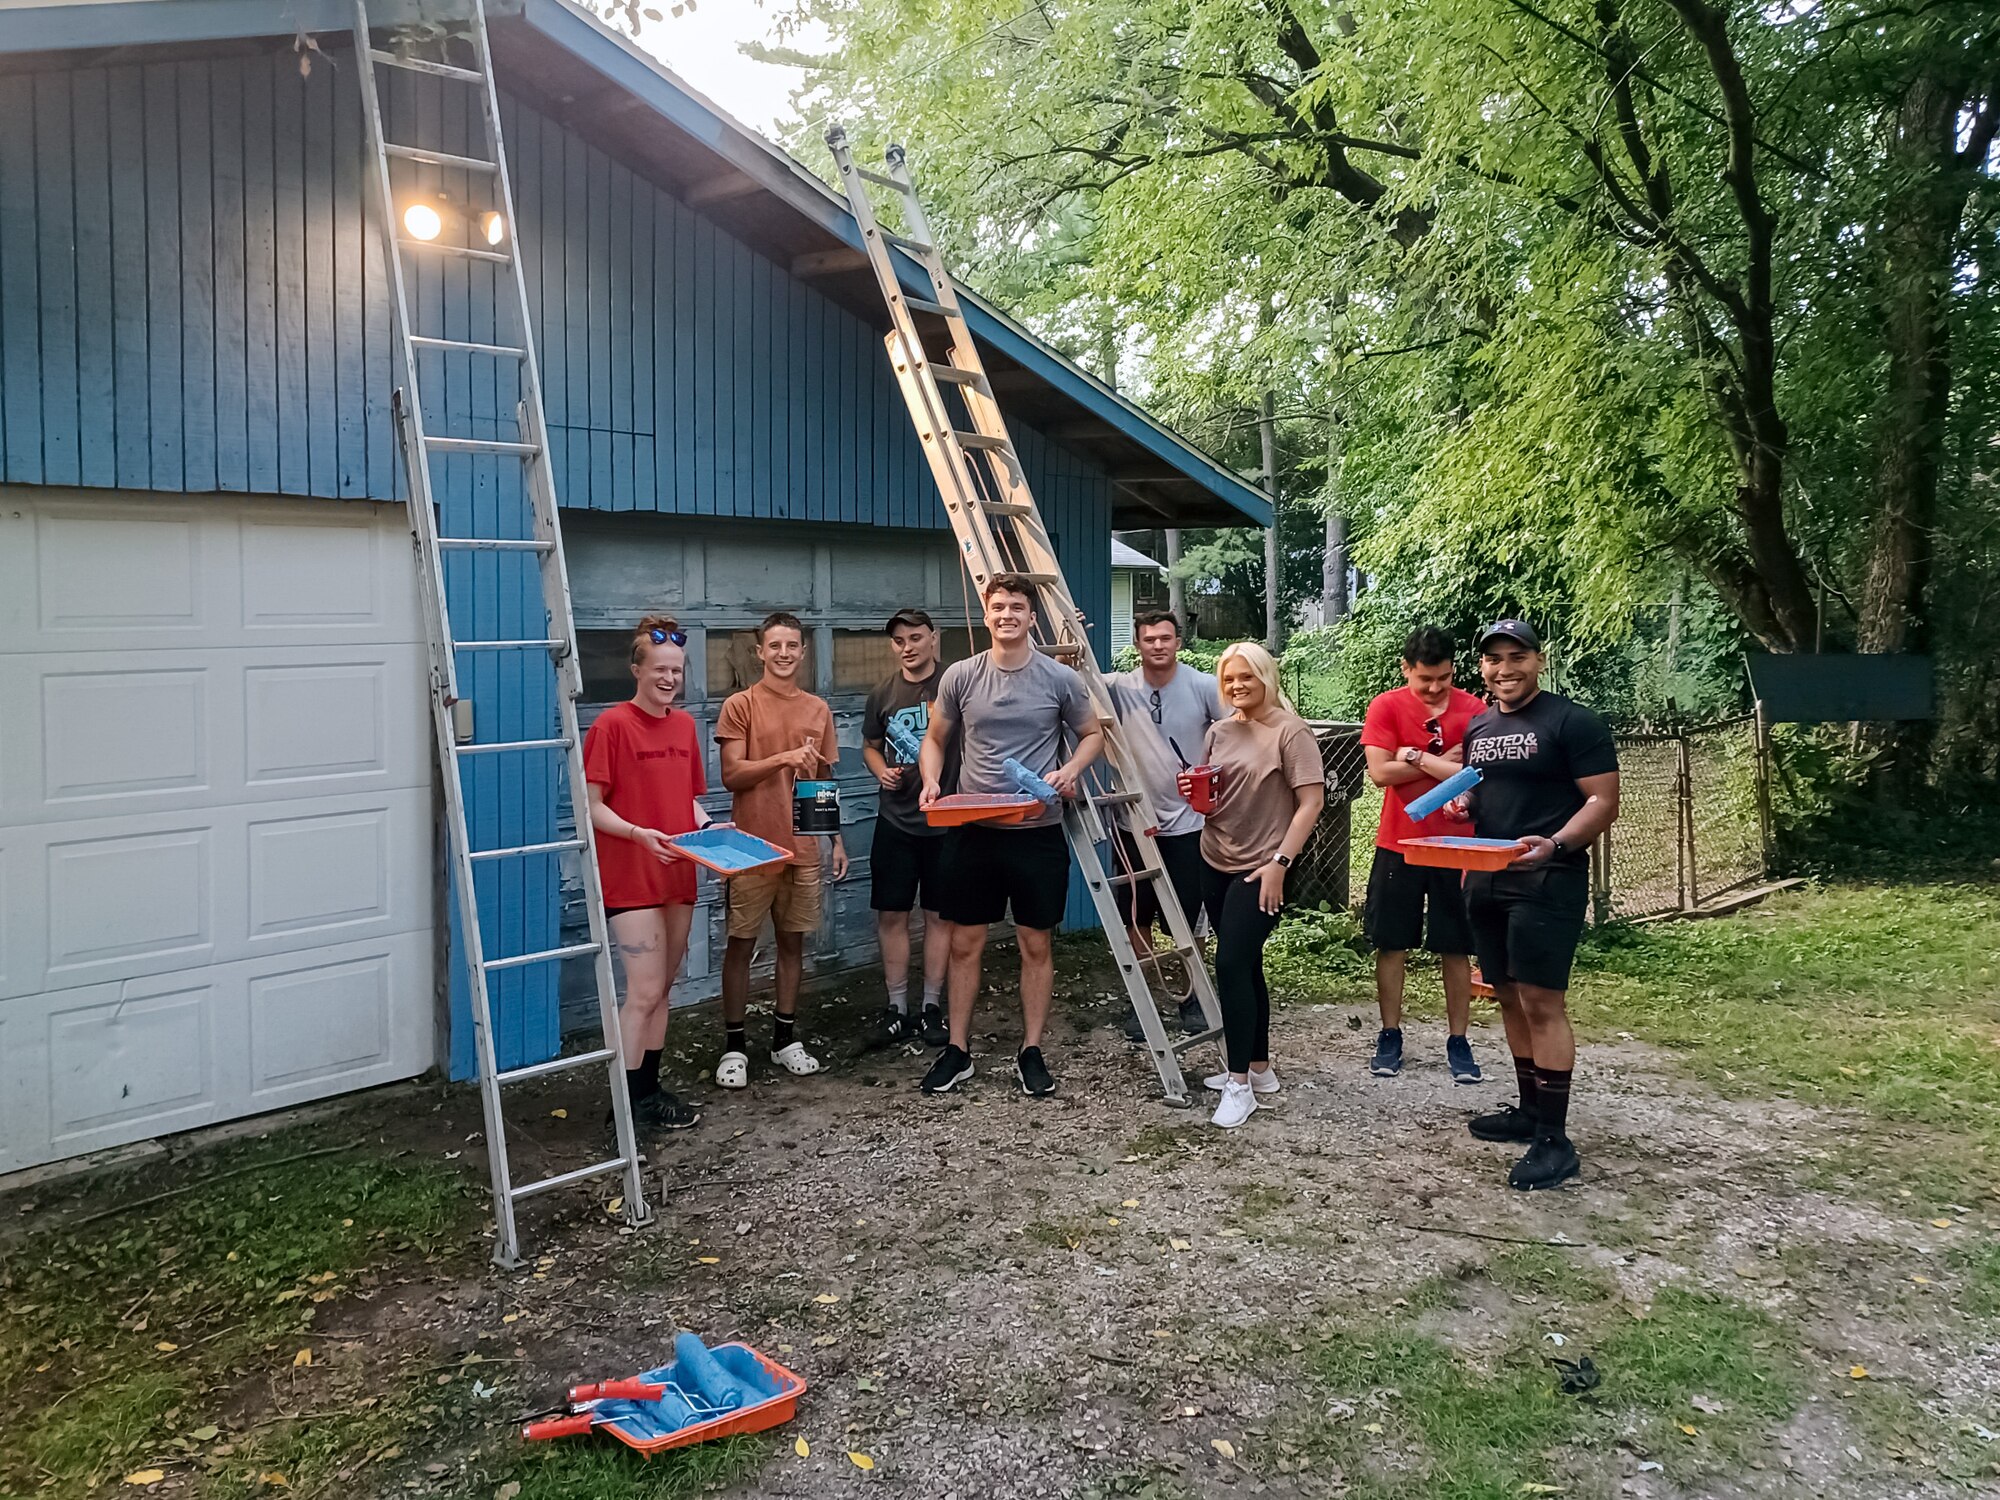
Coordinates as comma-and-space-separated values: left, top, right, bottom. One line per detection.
773, 1012, 796, 1052
639, 1048, 662, 1094
725, 1023, 747, 1056
625, 1066, 649, 1104
1513, 1056, 1539, 1116
1533, 1066, 1573, 1139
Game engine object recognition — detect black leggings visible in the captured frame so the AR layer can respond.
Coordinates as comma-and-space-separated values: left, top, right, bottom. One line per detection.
1201, 860, 1281, 1074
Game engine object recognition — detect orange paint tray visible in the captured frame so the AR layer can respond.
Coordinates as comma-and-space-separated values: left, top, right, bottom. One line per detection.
666, 827, 794, 877
1399, 836, 1528, 872
925, 793, 1042, 827
1470, 968, 1496, 999
523, 1343, 806, 1455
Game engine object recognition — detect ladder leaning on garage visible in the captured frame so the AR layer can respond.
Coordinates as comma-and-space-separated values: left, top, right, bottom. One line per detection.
349, 0, 650, 1267
826, 130, 1224, 1106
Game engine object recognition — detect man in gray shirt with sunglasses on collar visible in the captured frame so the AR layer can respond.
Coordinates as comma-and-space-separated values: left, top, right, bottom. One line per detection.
1109, 610, 1222, 1041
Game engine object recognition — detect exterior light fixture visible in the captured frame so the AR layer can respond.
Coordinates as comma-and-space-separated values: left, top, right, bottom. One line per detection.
479, 210, 507, 246
403, 202, 443, 240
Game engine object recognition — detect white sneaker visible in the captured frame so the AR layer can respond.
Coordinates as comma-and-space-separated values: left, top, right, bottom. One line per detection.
714, 1050, 749, 1089
1204, 1065, 1280, 1094
1211, 1078, 1258, 1129
770, 1041, 822, 1076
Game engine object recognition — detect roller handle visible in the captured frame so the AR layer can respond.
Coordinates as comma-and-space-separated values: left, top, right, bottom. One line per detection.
568, 1378, 666, 1403
522, 1413, 598, 1441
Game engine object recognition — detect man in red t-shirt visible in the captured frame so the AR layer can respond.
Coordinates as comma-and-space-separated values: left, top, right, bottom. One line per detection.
1359, 626, 1487, 1084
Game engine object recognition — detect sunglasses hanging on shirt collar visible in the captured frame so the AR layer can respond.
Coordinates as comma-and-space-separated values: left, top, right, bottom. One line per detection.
1425, 716, 1444, 755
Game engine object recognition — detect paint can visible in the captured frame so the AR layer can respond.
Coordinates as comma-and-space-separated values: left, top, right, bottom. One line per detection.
1178, 765, 1222, 814
792, 780, 841, 835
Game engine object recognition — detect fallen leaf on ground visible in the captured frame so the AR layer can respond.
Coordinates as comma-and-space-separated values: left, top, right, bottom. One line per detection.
291, 1349, 313, 1367
1849, 1365, 1869, 1379
495, 1483, 521, 1500
815, 1293, 840, 1304
1170, 1238, 1192, 1251
1518, 1486, 1565, 1496
606, 1197, 623, 1215
1211, 1439, 1237, 1459
847, 1451, 874, 1470
1691, 1395, 1725, 1414
1932, 1218, 1953, 1228
187, 1426, 219, 1442
122, 1472, 165, 1487
1121, 1199, 1140, 1208
696, 1256, 720, 1265
1912, 1275, 1932, 1285
155, 1341, 178, 1353
502, 1312, 522, 1324
794, 1437, 810, 1457
261, 1474, 289, 1487
1361, 1422, 1384, 1435
1678, 1423, 1699, 1436
549, 1109, 567, 1119
1106, 1217, 1121, 1227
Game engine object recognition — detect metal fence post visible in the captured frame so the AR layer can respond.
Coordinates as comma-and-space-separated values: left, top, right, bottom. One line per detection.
1675, 727, 1696, 912
1752, 698, 1775, 870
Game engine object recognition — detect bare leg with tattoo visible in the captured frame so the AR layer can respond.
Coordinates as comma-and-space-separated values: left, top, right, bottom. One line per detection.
608, 905, 698, 1129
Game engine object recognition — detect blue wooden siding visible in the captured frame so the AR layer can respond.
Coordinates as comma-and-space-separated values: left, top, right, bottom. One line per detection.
0, 45, 1117, 1070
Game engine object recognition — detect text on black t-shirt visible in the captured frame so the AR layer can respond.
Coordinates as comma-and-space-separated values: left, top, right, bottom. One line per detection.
1462, 690, 1618, 864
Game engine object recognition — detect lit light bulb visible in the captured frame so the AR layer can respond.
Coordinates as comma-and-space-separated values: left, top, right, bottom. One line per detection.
479, 211, 507, 246
403, 202, 443, 241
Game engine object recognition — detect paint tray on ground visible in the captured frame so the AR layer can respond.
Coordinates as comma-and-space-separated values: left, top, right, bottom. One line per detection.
523, 1342, 806, 1455
1399, 836, 1529, 871
924, 794, 1042, 827
666, 828, 793, 877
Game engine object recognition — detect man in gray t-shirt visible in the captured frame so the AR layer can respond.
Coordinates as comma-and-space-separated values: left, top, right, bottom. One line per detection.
1108, 611, 1221, 1040
916, 573, 1103, 1099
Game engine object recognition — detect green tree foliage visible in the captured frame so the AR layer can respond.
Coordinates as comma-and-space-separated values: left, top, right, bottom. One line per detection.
773, 0, 1998, 770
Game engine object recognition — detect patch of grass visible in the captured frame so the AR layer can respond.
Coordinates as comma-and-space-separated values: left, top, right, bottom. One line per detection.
1574, 882, 2000, 1201
1595, 1286, 1801, 1460
0, 1133, 475, 1492
1230, 1182, 1294, 1219
498, 1434, 769, 1499
1952, 1240, 2000, 1323
1266, 904, 1373, 1001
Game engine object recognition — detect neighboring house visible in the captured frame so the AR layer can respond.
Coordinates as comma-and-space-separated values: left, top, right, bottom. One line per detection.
0, 0, 1269, 1174
1108, 539, 1168, 657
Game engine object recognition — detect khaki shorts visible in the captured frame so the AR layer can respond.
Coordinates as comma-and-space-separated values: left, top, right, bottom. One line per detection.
726, 861, 824, 938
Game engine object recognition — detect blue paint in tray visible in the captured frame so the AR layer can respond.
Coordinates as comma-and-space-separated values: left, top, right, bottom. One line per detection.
667, 827, 791, 874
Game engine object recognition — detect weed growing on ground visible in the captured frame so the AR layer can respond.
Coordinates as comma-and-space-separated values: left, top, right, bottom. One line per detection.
497, 1435, 769, 1499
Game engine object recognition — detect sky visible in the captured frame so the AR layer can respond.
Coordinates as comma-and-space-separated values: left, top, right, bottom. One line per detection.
625, 2, 828, 141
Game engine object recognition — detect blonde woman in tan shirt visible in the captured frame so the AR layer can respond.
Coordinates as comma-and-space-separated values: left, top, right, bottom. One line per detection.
1192, 643, 1326, 1129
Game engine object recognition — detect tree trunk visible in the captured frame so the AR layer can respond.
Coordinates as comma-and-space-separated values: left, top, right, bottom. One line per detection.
1260, 391, 1283, 652
1323, 512, 1348, 621
1166, 528, 1186, 631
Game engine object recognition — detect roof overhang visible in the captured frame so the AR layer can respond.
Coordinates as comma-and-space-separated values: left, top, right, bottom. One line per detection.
0, 0, 1272, 529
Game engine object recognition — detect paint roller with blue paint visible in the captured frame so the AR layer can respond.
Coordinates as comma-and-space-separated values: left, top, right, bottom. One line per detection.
672, 1332, 774, 1411
1003, 756, 1060, 805
1404, 765, 1482, 822
884, 717, 924, 764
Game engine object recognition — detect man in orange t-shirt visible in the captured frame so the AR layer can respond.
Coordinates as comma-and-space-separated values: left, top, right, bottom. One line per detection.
713, 612, 847, 1090
1359, 625, 1487, 1084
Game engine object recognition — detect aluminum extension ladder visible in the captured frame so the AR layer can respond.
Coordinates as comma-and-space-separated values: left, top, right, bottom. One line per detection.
350, 0, 650, 1266
826, 130, 1224, 1105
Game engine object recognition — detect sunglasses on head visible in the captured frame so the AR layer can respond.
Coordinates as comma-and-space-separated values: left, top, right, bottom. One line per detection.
649, 626, 687, 647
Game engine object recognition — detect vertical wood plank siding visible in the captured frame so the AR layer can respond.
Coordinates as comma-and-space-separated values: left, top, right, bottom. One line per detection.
0, 48, 1119, 1063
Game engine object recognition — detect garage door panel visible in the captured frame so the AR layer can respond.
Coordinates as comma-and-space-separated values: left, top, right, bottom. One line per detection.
244, 661, 395, 784
42, 667, 210, 802
249, 951, 396, 1096
34, 505, 207, 634
46, 826, 212, 977
246, 807, 392, 938
47, 976, 217, 1148
240, 516, 386, 628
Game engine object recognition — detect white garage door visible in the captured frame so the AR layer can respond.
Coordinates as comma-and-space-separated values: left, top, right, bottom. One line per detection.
0, 491, 436, 1174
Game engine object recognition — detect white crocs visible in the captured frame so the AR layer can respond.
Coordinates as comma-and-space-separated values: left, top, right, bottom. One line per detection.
1204, 1065, 1280, 1094
714, 1050, 749, 1089
770, 1041, 822, 1076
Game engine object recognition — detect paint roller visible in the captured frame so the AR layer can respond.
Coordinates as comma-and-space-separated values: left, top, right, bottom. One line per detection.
1404, 765, 1482, 822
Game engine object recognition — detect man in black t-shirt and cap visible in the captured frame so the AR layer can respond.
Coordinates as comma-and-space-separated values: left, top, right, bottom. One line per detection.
1457, 619, 1620, 1191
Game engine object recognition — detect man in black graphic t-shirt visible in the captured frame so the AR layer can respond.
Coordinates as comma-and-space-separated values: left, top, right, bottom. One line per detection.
1457, 619, 1620, 1191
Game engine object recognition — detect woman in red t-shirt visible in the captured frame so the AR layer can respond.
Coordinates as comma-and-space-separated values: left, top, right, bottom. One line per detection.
582, 615, 709, 1132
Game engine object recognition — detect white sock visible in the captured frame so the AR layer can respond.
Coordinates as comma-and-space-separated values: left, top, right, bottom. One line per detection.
887, 982, 908, 1015
922, 981, 943, 1010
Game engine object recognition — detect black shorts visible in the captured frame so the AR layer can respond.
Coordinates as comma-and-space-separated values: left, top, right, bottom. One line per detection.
936, 823, 1071, 931
870, 818, 948, 914
1364, 847, 1474, 955
1114, 829, 1204, 933
1463, 865, 1590, 991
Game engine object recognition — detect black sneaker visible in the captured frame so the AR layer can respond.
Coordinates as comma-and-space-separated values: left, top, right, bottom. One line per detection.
1509, 1136, 1581, 1191
635, 1090, 700, 1131
1177, 996, 1209, 1035
1370, 1027, 1404, 1077
1016, 1047, 1056, 1097
920, 1045, 974, 1094
603, 1108, 652, 1161
1120, 1008, 1157, 1044
1447, 1034, 1483, 1084
1468, 1104, 1537, 1142
864, 1007, 913, 1051
919, 1006, 949, 1049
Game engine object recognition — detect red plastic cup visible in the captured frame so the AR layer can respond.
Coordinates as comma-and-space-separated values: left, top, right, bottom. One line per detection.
1178, 764, 1221, 814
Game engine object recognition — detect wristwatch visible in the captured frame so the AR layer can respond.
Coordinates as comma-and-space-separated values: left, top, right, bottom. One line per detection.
1273, 853, 1293, 869
1401, 747, 1421, 765
1550, 836, 1568, 855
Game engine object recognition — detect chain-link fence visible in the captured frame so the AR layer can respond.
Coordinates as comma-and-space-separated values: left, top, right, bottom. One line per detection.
1295, 715, 1769, 923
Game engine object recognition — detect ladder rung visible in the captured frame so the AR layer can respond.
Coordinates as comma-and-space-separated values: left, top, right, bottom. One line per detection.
453, 638, 564, 652
455, 736, 573, 755
510, 1155, 633, 1203
1105, 870, 1157, 889
426, 435, 539, 455
1007, 572, 1062, 586
386, 142, 500, 174
496, 1047, 618, 1086
884, 231, 934, 256
368, 48, 485, 84
1173, 1027, 1223, 1053
1090, 791, 1147, 808
928, 363, 984, 386
398, 237, 512, 264
438, 536, 554, 551
981, 500, 1037, 516
484, 941, 603, 973
856, 167, 902, 190
902, 295, 952, 317
469, 837, 588, 863
410, 335, 528, 359
1035, 642, 1084, 658
952, 431, 1011, 453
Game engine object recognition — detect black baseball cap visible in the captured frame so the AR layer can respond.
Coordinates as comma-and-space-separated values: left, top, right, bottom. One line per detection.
1477, 618, 1542, 652
885, 608, 935, 633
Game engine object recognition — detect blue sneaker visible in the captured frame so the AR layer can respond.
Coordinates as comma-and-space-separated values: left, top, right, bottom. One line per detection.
1447, 1034, 1483, 1084
1370, 1028, 1404, 1077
